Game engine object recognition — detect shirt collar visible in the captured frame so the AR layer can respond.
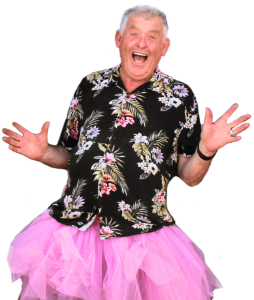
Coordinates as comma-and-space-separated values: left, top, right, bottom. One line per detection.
108, 64, 163, 93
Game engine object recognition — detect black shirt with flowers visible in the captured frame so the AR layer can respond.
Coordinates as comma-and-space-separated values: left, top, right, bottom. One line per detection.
48, 64, 201, 240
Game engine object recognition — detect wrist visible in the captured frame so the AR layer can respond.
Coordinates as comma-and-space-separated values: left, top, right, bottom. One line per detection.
199, 140, 217, 157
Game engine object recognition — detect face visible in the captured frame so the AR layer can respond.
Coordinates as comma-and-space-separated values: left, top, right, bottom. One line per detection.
115, 14, 170, 83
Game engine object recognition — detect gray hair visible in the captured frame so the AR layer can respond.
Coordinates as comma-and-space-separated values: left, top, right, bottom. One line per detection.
120, 5, 168, 37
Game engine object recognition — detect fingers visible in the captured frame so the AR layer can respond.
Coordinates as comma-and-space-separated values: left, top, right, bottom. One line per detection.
2, 136, 21, 148
229, 136, 242, 143
2, 128, 22, 141
231, 123, 250, 135
8, 144, 22, 154
12, 122, 30, 135
221, 103, 239, 121
229, 114, 251, 128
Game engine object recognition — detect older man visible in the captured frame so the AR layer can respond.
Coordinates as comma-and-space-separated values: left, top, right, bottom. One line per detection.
2, 5, 251, 232
4, 5, 251, 300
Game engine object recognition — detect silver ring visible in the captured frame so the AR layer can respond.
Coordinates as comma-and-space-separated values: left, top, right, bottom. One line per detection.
230, 129, 237, 137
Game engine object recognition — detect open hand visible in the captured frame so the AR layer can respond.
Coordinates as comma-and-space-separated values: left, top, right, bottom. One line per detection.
2, 122, 50, 161
200, 104, 251, 156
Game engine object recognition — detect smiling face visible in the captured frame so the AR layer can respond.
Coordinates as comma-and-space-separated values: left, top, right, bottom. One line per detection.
115, 14, 170, 88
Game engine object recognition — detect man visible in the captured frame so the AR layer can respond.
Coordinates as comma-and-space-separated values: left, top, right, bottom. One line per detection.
3, 5, 251, 300
2, 6, 251, 186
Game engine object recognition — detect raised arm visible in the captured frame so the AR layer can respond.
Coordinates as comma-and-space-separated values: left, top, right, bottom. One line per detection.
178, 104, 251, 186
2, 122, 70, 170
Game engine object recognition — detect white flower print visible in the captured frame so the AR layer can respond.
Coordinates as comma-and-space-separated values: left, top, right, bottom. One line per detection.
173, 85, 189, 97
137, 161, 146, 169
134, 133, 149, 144
64, 195, 72, 207
83, 141, 93, 150
158, 96, 167, 103
169, 97, 182, 108
148, 162, 159, 175
68, 211, 82, 219
73, 195, 85, 209
118, 200, 132, 212
151, 147, 164, 164
86, 126, 100, 139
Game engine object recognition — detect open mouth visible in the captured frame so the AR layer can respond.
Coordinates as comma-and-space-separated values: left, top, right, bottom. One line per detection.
132, 53, 148, 64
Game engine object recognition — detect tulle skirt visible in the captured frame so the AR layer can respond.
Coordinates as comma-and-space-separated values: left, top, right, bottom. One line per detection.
8, 209, 222, 300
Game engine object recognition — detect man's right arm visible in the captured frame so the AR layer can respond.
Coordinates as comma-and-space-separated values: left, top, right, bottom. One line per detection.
39, 144, 70, 170
2, 121, 70, 170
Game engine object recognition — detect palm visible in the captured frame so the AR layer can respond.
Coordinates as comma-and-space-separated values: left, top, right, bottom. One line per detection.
201, 104, 251, 154
2, 122, 50, 161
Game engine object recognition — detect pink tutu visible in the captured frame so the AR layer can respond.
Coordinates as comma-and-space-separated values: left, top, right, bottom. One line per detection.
8, 209, 222, 300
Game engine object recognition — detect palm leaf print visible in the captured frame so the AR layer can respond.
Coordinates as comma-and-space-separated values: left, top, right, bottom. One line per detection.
98, 143, 108, 153
87, 72, 103, 83
111, 106, 122, 116
78, 133, 86, 148
148, 130, 169, 150
93, 169, 104, 184
125, 100, 148, 126
71, 179, 87, 199
164, 84, 173, 95
75, 105, 84, 119
105, 165, 129, 195
133, 142, 151, 158
82, 110, 104, 132
131, 200, 148, 217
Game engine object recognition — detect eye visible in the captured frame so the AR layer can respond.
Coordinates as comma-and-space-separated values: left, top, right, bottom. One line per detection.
131, 33, 137, 36
150, 36, 156, 39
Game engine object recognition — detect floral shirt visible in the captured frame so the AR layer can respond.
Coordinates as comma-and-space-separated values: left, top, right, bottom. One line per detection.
48, 65, 201, 240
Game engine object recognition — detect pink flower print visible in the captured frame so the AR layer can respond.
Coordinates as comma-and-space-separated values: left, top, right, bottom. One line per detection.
69, 117, 79, 139
71, 99, 79, 112
126, 117, 135, 125
116, 117, 128, 127
120, 109, 134, 118
119, 93, 127, 104
101, 183, 111, 195
171, 152, 178, 162
70, 128, 78, 139
128, 94, 136, 100
103, 152, 116, 164
155, 67, 165, 76
108, 183, 117, 192
157, 194, 165, 202
100, 226, 114, 237
156, 190, 166, 202
102, 173, 116, 184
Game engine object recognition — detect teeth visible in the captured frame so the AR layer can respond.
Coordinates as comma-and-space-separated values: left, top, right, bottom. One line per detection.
133, 53, 147, 57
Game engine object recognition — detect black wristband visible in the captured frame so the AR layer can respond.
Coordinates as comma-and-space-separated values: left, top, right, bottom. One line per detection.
197, 145, 216, 161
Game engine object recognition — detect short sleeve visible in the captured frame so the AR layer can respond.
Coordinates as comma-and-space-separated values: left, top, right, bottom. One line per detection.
57, 80, 84, 152
177, 92, 201, 157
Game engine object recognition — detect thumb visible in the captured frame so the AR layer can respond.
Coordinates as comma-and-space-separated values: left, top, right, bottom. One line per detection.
41, 121, 50, 136
204, 107, 213, 125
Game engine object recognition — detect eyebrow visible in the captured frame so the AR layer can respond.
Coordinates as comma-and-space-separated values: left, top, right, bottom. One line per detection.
129, 25, 160, 34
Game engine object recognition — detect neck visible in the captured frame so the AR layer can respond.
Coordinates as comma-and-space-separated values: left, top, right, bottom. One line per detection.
119, 67, 151, 93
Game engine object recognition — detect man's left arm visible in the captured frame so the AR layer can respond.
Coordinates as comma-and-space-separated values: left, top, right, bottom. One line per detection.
178, 104, 251, 186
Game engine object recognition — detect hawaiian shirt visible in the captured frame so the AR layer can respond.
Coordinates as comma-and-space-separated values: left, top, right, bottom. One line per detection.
48, 64, 201, 240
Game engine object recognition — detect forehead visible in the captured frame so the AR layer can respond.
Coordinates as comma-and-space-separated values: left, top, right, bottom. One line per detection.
124, 14, 164, 34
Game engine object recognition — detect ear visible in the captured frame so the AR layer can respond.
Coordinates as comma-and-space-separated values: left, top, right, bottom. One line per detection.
115, 30, 122, 48
161, 38, 170, 56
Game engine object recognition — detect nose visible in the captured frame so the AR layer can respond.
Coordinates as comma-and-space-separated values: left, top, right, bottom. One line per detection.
137, 35, 148, 49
